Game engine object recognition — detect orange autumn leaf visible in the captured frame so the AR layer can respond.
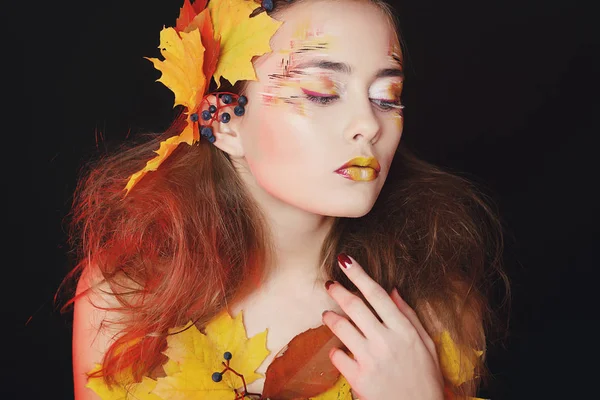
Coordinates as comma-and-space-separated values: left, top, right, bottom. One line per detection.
176, 1, 220, 83
262, 324, 349, 400
208, 0, 282, 87
188, 9, 221, 83
192, 0, 209, 14
175, 0, 199, 32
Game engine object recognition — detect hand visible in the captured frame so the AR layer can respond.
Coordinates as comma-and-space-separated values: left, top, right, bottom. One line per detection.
322, 253, 444, 400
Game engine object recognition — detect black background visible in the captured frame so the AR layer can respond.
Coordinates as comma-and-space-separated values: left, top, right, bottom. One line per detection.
15, 0, 598, 398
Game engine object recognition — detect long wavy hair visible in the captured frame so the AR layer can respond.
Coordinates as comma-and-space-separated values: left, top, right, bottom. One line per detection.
59, 0, 510, 397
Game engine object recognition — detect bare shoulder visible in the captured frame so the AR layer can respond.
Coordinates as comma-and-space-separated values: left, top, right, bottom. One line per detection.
72, 266, 128, 399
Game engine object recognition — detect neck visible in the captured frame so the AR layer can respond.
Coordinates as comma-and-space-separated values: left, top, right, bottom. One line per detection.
235, 164, 336, 286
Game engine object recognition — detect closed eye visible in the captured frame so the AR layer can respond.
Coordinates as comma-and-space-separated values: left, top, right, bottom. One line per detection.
371, 98, 405, 111
305, 93, 339, 105
301, 88, 403, 111
302, 88, 339, 105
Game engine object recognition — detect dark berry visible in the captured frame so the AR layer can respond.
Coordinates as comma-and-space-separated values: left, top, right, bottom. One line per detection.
222, 94, 233, 104
201, 126, 213, 137
262, 0, 274, 12
211, 372, 222, 382
237, 95, 248, 106
209, 105, 217, 113
221, 112, 231, 123
201, 110, 211, 121
223, 351, 232, 360
190, 113, 199, 122
207, 134, 216, 144
234, 105, 245, 116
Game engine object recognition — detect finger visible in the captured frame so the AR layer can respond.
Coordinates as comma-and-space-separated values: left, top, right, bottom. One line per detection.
322, 309, 369, 362
326, 280, 384, 341
390, 288, 438, 361
328, 345, 360, 385
336, 253, 408, 331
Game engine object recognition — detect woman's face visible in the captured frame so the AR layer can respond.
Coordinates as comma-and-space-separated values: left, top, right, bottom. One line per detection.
236, 0, 404, 217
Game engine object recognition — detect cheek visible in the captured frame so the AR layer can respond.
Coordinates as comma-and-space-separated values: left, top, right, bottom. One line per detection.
256, 111, 302, 163
393, 113, 404, 131
244, 102, 320, 179
375, 115, 404, 173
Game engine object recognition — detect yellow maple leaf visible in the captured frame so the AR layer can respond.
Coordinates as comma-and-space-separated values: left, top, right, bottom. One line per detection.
309, 373, 353, 400
146, 26, 207, 111
125, 0, 282, 194
86, 364, 162, 400
125, 20, 206, 194
434, 330, 484, 387
152, 309, 271, 399
208, 0, 282, 87
124, 124, 198, 194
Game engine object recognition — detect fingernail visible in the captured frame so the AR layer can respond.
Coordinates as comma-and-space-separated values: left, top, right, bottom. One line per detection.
325, 280, 335, 290
337, 253, 352, 269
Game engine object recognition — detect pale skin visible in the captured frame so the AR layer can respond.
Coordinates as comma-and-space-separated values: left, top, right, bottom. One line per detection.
72, 1, 444, 399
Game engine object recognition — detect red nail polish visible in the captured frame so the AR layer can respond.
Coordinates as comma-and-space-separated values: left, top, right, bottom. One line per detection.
325, 280, 335, 289
337, 253, 351, 269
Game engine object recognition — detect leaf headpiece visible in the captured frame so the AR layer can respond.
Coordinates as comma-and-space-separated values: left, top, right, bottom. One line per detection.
124, 0, 282, 193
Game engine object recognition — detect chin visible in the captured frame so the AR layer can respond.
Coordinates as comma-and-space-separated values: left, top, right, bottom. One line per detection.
314, 187, 382, 218
316, 201, 376, 218
338, 207, 374, 218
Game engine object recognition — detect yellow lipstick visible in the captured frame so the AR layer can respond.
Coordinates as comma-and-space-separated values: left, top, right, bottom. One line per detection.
335, 156, 381, 181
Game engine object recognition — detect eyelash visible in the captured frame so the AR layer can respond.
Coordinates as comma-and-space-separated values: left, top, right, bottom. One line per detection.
304, 94, 404, 112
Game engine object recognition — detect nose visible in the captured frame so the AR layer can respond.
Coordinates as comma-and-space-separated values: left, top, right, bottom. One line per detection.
343, 97, 381, 144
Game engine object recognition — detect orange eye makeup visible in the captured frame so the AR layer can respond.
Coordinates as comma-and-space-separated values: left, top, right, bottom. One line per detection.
301, 88, 336, 97
298, 74, 339, 95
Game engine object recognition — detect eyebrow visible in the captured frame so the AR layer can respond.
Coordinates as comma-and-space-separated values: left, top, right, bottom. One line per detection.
293, 59, 404, 79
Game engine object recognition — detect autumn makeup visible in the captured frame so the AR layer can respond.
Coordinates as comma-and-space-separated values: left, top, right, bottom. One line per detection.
233, 0, 406, 218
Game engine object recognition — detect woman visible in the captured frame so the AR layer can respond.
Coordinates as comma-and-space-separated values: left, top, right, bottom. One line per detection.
66, 0, 508, 398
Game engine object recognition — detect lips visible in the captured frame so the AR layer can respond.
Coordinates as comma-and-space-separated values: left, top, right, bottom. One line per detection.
335, 156, 381, 172
335, 156, 381, 181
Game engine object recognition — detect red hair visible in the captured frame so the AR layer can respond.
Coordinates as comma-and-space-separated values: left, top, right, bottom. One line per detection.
59, 1, 510, 397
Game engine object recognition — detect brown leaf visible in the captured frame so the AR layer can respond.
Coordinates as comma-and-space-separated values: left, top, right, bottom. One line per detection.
261, 324, 346, 400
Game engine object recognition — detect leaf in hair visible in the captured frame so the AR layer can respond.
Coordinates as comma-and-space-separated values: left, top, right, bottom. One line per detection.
434, 330, 484, 388
208, 0, 282, 87
124, 130, 198, 194
145, 26, 207, 111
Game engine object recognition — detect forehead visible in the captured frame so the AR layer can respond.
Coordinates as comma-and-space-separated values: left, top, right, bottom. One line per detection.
268, 0, 402, 67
